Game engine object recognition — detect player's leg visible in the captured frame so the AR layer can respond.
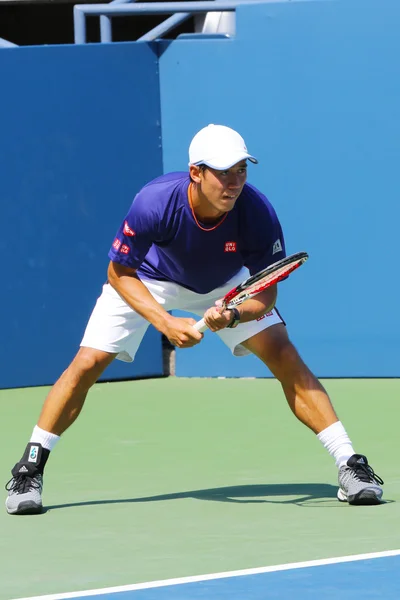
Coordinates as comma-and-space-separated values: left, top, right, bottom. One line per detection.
5, 348, 116, 516
5, 283, 150, 515
241, 324, 384, 505
187, 267, 384, 505
37, 347, 116, 435
242, 324, 338, 433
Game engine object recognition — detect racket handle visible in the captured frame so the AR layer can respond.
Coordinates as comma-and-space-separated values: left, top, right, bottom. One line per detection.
193, 318, 209, 333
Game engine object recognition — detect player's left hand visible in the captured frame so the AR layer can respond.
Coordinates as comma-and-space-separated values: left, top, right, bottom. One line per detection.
202, 301, 233, 332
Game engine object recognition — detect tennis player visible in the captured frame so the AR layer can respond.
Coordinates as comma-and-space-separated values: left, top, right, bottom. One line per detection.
5, 124, 383, 514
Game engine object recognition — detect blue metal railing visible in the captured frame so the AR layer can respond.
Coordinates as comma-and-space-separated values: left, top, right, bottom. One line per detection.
100, 0, 192, 44
73, 0, 263, 45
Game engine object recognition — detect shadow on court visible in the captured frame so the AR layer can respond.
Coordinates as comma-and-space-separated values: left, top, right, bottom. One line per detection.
43, 483, 342, 513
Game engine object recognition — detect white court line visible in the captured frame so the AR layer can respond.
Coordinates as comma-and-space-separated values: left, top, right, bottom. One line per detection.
13, 549, 400, 600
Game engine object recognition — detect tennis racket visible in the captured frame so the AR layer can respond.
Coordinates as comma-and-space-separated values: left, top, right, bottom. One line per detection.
193, 251, 308, 333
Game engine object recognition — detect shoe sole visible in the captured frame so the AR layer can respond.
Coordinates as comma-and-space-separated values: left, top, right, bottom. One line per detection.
6, 500, 43, 515
337, 487, 382, 505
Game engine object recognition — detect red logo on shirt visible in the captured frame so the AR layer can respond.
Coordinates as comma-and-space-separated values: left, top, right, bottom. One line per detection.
224, 241, 237, 252
123, 221, 135, 236
120, 245, 130, 254
112, 238, 121, 250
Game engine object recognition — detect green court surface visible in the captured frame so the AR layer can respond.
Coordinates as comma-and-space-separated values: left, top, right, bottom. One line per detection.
0, 378, 399, 600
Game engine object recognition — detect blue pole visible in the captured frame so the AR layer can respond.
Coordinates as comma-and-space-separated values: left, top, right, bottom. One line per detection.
75, 2, 239, 17
74, 6, 87, 44
137, 13, 191, 42
100, 16, 113, 42
100, 0, 139, 44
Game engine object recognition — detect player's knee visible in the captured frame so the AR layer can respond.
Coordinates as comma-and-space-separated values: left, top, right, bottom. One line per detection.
263, 336, 301, 373
68, 348, 110, 388
277, 340, 301, 368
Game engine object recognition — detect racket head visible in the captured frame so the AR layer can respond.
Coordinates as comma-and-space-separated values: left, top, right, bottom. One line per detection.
222, 251, 308, 309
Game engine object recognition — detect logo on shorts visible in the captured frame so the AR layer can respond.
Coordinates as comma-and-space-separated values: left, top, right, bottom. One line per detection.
112, 238, 121, 251
120, 244, 130, 254
28, 445, 39, 463
224, 241, 237, 252
256, 311, 273, 321
123, 221, 135, 237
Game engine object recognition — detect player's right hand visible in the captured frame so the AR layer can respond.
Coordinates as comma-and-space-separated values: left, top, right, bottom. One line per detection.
163, 316, 203, 348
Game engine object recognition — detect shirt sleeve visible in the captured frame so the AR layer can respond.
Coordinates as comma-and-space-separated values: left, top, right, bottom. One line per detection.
239, 186, 286, 275
108, 189, 159, 269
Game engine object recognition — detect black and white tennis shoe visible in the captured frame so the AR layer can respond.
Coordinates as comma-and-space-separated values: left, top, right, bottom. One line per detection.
5, 443, 48, 515
337, 454, 384, 505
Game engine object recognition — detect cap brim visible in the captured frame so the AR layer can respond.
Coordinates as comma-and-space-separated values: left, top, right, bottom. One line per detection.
195, 152, 258, 170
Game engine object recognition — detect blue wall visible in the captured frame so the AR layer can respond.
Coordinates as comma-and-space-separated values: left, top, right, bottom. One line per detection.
0, 43, 163, 388
159, 0, 400, 377
1, 0, 399, 386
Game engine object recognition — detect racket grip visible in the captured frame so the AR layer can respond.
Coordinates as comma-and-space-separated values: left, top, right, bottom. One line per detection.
193, 318, 209, 333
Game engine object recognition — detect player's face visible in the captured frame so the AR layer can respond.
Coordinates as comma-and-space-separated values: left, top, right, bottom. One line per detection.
191, 161, 248, 218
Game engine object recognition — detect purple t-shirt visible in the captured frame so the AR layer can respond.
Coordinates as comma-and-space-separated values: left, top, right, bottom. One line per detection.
108, 172, 285, 294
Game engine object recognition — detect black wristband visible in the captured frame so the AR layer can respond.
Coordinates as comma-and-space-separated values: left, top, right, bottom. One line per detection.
226, 307, 240, 329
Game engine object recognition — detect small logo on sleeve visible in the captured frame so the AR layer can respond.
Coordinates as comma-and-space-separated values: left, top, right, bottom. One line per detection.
272, 239, 283, 255
224, 241, 237, 252
120, 245, 130, 254
112, 238, 122, 251
123, 221, 135, 236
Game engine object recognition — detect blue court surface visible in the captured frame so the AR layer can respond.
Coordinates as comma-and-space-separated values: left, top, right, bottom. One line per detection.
16, 551, 400, 600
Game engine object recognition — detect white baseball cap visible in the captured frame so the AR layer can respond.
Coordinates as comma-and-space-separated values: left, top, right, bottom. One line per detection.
188, 124, 258, 170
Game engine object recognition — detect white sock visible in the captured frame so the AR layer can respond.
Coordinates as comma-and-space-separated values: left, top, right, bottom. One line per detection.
317, 421, 355, 468
30, 425, 60, 452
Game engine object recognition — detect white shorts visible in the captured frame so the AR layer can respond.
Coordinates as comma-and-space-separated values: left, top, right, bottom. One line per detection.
80, 267, 283, 362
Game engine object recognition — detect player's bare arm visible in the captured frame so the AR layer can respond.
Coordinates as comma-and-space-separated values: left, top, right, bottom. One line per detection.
107, 261, 203, 348
203, 286, 277, 332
